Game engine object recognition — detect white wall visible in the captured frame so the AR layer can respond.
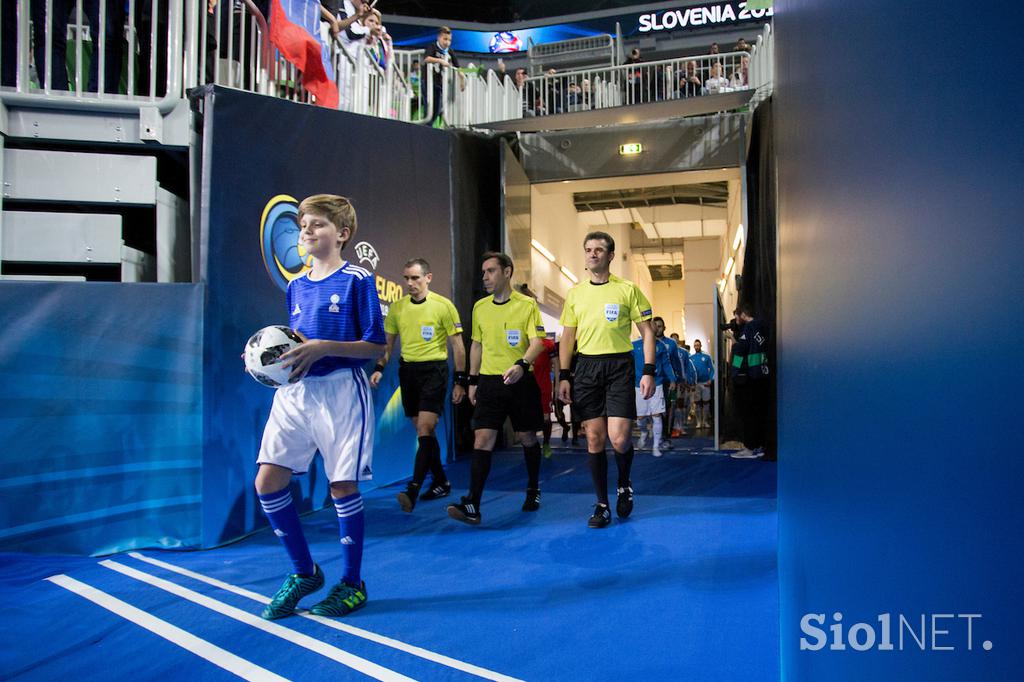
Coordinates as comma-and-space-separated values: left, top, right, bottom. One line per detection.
682, 237, 720, 349
529, 187, 581, 303
650, 279, 686, 339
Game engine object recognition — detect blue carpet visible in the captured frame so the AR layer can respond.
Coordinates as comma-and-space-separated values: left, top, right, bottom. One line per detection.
0, 441, 778, 681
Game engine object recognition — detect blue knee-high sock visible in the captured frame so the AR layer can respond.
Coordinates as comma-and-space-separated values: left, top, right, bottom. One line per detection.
258, 488, 315, 576
333, 493, 365, 586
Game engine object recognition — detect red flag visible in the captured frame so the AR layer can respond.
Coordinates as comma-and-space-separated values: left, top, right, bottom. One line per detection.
268, 0, 339, 109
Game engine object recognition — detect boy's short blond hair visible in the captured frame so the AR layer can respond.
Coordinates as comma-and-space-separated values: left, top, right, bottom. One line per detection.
438, 26, 451, 36
298, 194, 358, 251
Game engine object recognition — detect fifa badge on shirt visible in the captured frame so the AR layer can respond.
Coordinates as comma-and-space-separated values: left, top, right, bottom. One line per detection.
329, 294, 341, 313
605, 303, 620, 322
506, 329, 521, 347
421, 325, 435, 341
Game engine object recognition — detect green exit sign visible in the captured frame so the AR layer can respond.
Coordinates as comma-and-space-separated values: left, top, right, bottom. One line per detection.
619, 143, 643, 155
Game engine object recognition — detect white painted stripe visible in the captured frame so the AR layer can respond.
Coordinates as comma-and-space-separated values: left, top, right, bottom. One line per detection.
46, 574, 289, 682
100, 560, 414, 682
127, 552, 525, 682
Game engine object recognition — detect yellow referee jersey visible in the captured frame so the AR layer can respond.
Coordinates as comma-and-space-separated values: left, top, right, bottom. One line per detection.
384, 291, 463, 362
471, 290, 545, 375
559, 273, 652, 354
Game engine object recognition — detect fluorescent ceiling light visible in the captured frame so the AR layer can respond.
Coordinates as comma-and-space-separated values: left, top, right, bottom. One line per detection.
560, 266, 579, 284
733, 224, 744, 251
531, 239, 556, 263
724, 256, 735, 278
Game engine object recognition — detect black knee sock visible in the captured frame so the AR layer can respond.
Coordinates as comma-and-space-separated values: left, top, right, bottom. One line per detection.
412, 437, 433, 487
542, 421, 552, 446
422, 435, 447, 485
523, 443, 542, 489
589, 450, 609, 505
614, 447, 635, 489
469, 448, 493, 505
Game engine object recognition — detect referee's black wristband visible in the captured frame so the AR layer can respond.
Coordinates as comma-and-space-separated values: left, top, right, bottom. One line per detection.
454, 371, 468, 387
373, 363, 385, 374
559, 369, 571, 382
642, 363, 656, 377
468, 374, 480, 386
515, 359, 530, 370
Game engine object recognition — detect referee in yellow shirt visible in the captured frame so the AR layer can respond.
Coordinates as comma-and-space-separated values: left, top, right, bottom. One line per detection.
447, 252, 546, 525
370, 258, 467, 512
558, 231, 656, 528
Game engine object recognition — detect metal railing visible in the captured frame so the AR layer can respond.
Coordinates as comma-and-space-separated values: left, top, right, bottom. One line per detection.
1, 0, 185, 112
420, 24, 772, 127
0, 2, 770, 129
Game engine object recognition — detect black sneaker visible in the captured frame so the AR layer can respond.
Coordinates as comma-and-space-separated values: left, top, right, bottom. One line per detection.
616, 486, 634, 519
522, 488, 541, 512
419, 480, 451, 501
447, 497, 482, 525
397, 483, 420, 513
588, 503, 611, 528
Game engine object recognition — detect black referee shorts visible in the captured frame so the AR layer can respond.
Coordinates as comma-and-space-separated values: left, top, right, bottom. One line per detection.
398, 359, 448, 417
471, 373, 544, 432
572, 352, 636, 421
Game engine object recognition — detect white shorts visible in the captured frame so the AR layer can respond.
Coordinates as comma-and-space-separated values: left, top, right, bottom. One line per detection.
635, 384, 665, 417
695, 383, 711, 402
258, 368, 374, 482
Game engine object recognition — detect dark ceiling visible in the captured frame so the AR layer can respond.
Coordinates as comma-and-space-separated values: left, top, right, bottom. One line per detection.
380, 1, 649, 23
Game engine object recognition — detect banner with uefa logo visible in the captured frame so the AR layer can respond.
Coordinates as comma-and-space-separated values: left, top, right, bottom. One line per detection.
199, 86, 456, 546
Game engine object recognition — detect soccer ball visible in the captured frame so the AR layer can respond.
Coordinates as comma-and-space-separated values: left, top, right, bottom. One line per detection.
244, 325, 304, 387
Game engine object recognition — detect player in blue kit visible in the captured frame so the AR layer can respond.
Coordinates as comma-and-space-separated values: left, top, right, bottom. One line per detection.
253, 194, 386, 620
690, 339, 716, 428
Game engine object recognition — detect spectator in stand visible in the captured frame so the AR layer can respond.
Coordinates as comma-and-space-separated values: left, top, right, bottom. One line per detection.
705, 62, 729, 94
735, 37, 750, 52
421, 26, 461, 125
324, 0, 373, 57
364, 10, 392, 71
2, 3, 15, 86
513, 67, 539, 116
730, 54, 750, 89
322, 0, 373, 107
625, 47, 646, 103
409, 58, 421, 116
567, 81, 581, 109
543, 68, 563, 114
679, 60, 703, 97
31, 0, 122, 93
581, 77, 592, 109
710, 42, 720, 55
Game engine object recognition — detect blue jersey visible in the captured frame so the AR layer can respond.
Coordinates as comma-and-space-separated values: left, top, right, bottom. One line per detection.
286, 262, 386, 377
677, 346, 696, 384
690, 351, 715, 383
631, 337, 677, 386
659, 336, 684, 384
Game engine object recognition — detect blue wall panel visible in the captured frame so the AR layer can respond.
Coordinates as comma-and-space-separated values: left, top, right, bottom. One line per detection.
775, 0, 1024, 678
199, 88, 456, 546
0, 283, 203, 555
